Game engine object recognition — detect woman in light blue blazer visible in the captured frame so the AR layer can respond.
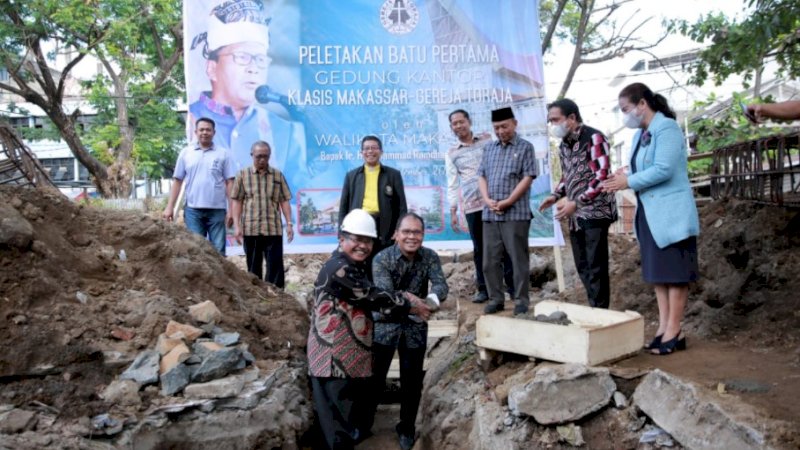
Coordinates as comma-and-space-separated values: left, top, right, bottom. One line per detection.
604, 83, 699, 355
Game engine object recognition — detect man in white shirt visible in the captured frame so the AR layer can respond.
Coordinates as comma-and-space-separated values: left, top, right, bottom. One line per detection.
163, 117, 237, 254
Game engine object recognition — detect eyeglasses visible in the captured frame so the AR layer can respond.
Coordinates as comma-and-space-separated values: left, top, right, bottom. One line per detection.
252, 154, 269, 160
345, 234, 374, 245
362, 146, 381, 152
217, 52, 271, 69
399, 229, 423, 237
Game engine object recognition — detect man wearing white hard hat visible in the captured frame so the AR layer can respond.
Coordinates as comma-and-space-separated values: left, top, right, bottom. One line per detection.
365, 212, 448, 450
307, 209, 431, 450
188, 0, 306, 187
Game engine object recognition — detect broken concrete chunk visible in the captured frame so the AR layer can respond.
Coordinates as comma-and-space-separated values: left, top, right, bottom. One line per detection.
160, 363, 192, 396
155, 333, 184, 356
184, 375, 245, 399
213, 332, 240, 346
508, 364, 615, 425
120, 350, 160, 386
159, 343, 191, 375
188, 300, 222, 324
100, 379, 141, 407
0, 409, 38, 434
633, 369, 770, 450
191, 347, 243, 383
165, 320, 204, 342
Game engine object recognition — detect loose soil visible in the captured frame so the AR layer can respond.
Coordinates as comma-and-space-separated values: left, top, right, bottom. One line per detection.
277, 198, 800, 449
2, 184, 798, 448
0, 186, 307, 423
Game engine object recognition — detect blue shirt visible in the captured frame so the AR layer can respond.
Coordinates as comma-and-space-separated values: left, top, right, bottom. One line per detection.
478, 134, 537, 221
189, 94, 312, 192
173, 144, 236, 210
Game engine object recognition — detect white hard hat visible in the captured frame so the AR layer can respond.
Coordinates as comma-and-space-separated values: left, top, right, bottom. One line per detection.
340, 209, 377, 238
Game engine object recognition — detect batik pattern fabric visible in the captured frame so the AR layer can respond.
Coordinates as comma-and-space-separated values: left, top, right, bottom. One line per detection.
553, 124, 617, 226
307, 250, 409, 378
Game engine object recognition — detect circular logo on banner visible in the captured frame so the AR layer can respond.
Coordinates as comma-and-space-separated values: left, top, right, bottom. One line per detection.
380, 0, 420, 35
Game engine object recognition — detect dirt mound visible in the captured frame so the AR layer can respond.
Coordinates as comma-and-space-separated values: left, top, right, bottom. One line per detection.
582, 198, 800, 348
0, 186, 308, 421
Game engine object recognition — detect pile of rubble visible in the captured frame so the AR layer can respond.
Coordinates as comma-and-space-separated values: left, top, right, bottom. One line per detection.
117, 301, 256, 397
0, 186, 311, 448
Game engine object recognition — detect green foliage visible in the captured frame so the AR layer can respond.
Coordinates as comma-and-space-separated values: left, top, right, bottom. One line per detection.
680, 0, 800, 87
300, 195, 319, 234
0, 0, 184, 192
687, 92, 785, 177
689, 92, 783, 154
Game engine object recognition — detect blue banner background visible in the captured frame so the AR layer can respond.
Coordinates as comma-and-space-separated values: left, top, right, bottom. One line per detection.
184, 0, 562, 253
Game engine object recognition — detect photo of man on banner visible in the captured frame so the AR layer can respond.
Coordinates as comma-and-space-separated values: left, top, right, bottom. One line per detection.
187, 0, 307, 188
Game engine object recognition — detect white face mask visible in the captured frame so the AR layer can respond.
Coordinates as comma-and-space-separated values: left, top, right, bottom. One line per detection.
550, 122, 569, 139
623, 108, 643, 129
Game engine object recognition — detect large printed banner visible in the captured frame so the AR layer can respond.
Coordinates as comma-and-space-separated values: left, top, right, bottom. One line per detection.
184, 0, 563, 253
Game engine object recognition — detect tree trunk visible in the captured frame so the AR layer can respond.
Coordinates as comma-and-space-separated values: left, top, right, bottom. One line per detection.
541, 0, 569, 54
753, 56, 764, 98
558, 0, 592, 99
47, 108, 111, 197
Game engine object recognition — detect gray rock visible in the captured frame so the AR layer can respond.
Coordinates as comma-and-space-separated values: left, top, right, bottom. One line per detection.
633, 369, 773, 450
191, 347, 242, 382
184, 354, 202, 365
214, 332, 240, 346
639, 425, 670, 443
0, 205, 34, 250
184, 375, 246, 399
192, 341, 221, 359
556, 423, 585, 446
216, 383, 269, 410
100, 379, 141, 406
613, 391, 628, 409
508, 364, 615, 425
120, 350, 160, 386
235, 357, 247, 370
468, 399, 521, 450
242, 349, 256, 363
0, 409, 38, 433
724, 378, 771, 393
90, 413, 123, 436
160, 363, 192, 396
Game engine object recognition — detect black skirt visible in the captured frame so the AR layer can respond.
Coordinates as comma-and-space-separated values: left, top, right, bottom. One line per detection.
635, 200, 699, 284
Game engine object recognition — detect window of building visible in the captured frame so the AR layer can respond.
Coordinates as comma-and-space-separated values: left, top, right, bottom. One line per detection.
40, 157, 75, 182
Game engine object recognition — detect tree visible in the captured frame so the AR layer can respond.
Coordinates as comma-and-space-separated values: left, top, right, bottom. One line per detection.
679, 0, 800, 97
539, 0, 671, 98
0, 0, 183, 197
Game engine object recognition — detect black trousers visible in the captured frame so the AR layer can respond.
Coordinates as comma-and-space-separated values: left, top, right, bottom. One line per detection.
483, 220, 531, 307
311, 376, 368, 450
364, 214, 393, 281
363, 340, 426, 436
569, 219, 612, 309
465, 211, 514, 293
243, 235, 285, 288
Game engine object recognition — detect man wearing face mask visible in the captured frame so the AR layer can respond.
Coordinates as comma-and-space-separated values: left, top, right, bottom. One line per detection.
539, 99, 617, 309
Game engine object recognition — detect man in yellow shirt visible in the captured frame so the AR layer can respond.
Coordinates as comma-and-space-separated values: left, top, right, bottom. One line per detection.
338, 135, 408, 276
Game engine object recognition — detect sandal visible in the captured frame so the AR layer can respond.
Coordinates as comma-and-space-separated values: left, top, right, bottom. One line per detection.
651, 332, 687, 355
644, 334, 663, 350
